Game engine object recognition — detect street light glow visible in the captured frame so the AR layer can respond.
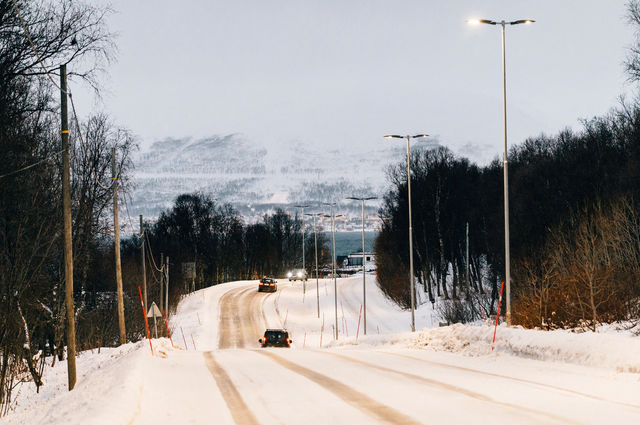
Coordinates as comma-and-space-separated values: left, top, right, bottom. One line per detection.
511, 19, 535, 25
466, 19, 496, 25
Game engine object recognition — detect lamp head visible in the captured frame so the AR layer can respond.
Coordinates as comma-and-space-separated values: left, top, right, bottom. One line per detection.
466, 19, 496, 25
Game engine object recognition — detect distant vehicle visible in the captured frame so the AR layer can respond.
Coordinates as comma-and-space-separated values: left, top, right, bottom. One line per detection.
259, 329, 292, 348
258, 277, 277, 292
287, 268, 308, 281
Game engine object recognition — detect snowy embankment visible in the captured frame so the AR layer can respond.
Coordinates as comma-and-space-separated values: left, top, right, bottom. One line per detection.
254, 273, 640, 373
3, 275, 639, 424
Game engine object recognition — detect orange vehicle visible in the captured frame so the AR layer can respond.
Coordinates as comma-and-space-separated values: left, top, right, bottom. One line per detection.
258, 277, 277, 292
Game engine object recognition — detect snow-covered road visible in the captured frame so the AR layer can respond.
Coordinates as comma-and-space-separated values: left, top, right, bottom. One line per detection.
166, 278, 640, 425
4, 276, 640, 425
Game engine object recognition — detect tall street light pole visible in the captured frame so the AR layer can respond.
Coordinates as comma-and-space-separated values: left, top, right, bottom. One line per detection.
346, 196, 377, 335
467, 18, 534, 326
322, 203, 342, 340
295, 204, 310, 295
305, 212, 321, 318
384, 134, 429, 332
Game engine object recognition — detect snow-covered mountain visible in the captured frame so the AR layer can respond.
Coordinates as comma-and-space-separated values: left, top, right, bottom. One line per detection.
129, 134, 436, 228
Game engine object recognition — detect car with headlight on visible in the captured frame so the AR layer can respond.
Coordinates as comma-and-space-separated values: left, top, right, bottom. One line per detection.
287, 268, 308, 281
259, 329, 292, 347
258, 277, 277, 292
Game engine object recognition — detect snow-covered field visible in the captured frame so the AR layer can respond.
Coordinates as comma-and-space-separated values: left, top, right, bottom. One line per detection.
4, 275, 640, 424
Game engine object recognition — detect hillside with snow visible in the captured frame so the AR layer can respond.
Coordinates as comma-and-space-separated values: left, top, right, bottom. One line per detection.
129, 134, 438, 226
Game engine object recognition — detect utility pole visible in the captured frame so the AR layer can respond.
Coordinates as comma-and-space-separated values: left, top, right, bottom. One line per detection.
347, 196, 377, 335
305, 213, 321, 318
331, 209, 338, 340
60, 64, 76, 390
140, 215, 147, 309
466, 222, 470, 288
112, 148, 126, 345
322, 204, 341, 340
312, 215, 319, 318
159, 252, 164, 315
165, 256, 170, 314
295, 205, 309, 296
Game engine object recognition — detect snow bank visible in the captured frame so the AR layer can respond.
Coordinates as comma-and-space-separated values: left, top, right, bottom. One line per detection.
263, 274, 640, 373
3, 340, 151, 424
323, 322, 640, 373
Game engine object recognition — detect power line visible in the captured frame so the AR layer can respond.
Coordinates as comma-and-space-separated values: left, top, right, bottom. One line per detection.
122, 192, 138, 236
0, 149, 65, 180
145, 233, 164, 273
12, 0, 89, 151
11, 0, 64, 92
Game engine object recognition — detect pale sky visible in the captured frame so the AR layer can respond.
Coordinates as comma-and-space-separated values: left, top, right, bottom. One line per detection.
76, 0, 636, 164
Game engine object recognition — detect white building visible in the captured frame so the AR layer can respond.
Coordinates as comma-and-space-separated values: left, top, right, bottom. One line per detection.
345, 252, 376, 271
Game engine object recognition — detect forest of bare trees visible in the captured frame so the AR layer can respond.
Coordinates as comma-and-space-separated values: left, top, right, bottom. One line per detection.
375, 101, 640, 330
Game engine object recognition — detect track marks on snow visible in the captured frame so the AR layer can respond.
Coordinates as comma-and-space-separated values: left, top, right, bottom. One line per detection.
315, 350, 581, 425
203, 352, 260, 425
379, 351, 640, 411
258, 350, 422, 425
218, 286, 263, 349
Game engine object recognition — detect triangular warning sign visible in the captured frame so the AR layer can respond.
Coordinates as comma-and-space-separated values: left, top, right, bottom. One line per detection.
147, 301, 162, 318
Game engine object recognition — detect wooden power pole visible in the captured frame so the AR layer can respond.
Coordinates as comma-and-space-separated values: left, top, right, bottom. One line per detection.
60, 64, 76, 390
159, 252, 164, 315
112, 147, 126, 344
165, 256, 170, 314
140, 215, 147, 309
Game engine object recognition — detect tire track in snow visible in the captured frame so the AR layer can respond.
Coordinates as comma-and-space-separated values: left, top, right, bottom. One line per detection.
203, 351, 261, 425
258, 350, 422, 425
379, 351, 640, 411
314, 350, 581, 425
218, 286, 254, 349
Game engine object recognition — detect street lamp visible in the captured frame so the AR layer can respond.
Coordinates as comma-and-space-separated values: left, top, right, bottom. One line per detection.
346, 196, 377, 335
384, 134, 429, 332
295, 204, 310, 295
467, 17, 534, 325
304, 212, 322, 318
322, 202, 343, 340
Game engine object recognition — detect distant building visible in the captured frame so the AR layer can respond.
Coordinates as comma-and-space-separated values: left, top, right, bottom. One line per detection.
345, 252, 376, 271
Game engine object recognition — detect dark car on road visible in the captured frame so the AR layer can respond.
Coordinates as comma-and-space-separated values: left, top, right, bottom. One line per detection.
259, 329, 292, 347
258, 277, 277, 293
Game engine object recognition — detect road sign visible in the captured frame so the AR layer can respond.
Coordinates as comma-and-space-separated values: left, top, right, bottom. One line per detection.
147, 301, 162, 318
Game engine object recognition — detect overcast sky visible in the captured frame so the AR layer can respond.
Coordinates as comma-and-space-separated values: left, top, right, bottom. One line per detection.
76, 0, 636, 164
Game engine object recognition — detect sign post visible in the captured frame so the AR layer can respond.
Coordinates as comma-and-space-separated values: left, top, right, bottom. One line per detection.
147, 301, 162, 339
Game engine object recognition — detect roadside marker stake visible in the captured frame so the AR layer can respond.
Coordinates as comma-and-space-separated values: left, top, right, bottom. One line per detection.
356, 304, 363, 342
197, 312, 201, 325
320, 313, 325, 348
180, 326, 188, 351
492, 280, 505, 351
191, 333, 197, 351
161, 309, 174, 348
138, 286, 153, 355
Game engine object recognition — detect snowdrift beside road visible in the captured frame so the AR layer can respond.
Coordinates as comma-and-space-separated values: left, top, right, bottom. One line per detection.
3, 277, 639, 424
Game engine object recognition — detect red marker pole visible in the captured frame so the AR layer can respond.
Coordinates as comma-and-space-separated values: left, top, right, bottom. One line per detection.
161, 309, 174, 347
356, 304, 362, 342
180, 326, 188, 351
138, 286, 153, 355
492, 280, 505, 351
